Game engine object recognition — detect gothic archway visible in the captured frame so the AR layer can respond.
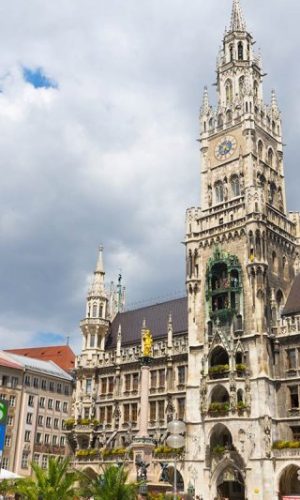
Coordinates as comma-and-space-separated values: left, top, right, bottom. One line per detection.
216, 466, 245, 500
279, 464, 300, 498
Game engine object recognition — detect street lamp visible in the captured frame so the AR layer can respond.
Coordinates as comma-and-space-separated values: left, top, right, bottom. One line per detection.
166, 420, 186, 500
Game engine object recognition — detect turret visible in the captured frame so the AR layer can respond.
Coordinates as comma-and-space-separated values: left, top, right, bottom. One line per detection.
80, 246, 110, 352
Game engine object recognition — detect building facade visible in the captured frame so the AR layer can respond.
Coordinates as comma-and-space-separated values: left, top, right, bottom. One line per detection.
71, 1, 300, 498
0, 351, 73, 476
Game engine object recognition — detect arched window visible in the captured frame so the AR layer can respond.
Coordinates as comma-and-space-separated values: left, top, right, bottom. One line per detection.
215, 182, 224, 203
92, 303, 97, 318
209, 117, 214, 130
231, 175, 240, 197
225, 79, 233, 104
258, 140, 263, 159
203, 121, 207, 132
218, 114, 223, 128
210, 424, 232, 451
237, 389, 244, 403
268, 148, 274, 166
239, 76, 245, 97
276, 290, 284, 310
210, 346, 229, 370
238, 42, 244, 60
229, 44, 233, 61
99, 304, 104, 318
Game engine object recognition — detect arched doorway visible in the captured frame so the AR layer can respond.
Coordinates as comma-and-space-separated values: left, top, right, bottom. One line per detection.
165, 466, 184, 493
216, 466, 245, 500
279, 465, 300, 498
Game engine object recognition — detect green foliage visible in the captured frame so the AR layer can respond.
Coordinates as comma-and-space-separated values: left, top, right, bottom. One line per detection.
236, 363, 246, 372
0, 479, 15, 495
154, 445, 183, 456
64, 418, 75, 429
208, 402, 230, 413
76, 448, 99, 457
208, 364, 229, 375
79, 464, 137, 500
236, 401, 247, 411
272, 440, 300, 449
14, 457, 78, 500
78, 418, 91, 425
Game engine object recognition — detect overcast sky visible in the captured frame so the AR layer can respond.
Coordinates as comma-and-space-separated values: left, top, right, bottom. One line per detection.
0, 0, 299, 353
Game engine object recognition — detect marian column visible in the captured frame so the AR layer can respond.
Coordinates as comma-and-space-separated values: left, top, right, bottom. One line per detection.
130, 322, 155, 484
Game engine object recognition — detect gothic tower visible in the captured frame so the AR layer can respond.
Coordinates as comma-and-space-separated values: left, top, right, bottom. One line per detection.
185, 1, 300, 498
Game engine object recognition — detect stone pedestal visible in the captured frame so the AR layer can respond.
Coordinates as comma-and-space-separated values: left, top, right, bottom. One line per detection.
130, 357, 155, 482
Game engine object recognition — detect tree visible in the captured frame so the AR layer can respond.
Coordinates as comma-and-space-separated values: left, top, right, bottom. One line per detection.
14, 457, 78, 500
79, 464, 137, 500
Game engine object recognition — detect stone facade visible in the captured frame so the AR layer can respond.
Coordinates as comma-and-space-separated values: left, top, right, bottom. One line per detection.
0, 351, 73, 476
71, 1, 300, 498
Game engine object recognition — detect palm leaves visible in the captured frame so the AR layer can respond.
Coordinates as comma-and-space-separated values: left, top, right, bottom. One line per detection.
14, 457, 78, 500
79, 464, 137, 500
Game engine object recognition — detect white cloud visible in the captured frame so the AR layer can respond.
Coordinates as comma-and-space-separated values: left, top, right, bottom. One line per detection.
0, 0, 299, 353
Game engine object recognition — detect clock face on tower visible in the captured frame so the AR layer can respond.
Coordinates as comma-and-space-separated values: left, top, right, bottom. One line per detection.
215, 136, 237, 161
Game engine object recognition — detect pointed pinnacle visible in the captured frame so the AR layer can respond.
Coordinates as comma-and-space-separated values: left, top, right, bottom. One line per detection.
117, 324, 122, 337
271, 89, 279, 110
95, 245, 104, 274
201, 86, 210, 116
230, 0, 246, 32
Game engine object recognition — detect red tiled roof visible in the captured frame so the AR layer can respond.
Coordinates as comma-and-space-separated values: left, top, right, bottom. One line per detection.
0, 356, 23, 370
5, 345, 75, 373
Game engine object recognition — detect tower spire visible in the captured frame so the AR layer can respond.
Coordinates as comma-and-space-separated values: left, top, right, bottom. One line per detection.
230, 0, 246, 32
88, 245, 106, 298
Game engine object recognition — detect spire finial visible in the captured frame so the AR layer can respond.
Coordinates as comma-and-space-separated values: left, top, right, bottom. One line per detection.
230, 0, 246, 32
96, 245, 104, 274
201, 86, 210, 114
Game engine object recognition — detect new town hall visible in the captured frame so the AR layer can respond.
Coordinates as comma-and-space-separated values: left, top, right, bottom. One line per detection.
70, 1, 300, 498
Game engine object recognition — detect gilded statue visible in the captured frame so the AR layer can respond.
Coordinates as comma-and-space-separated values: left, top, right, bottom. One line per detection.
143, 329, 153, 357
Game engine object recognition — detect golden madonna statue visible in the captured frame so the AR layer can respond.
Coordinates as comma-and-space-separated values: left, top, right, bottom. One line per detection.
142, 329, 153, 357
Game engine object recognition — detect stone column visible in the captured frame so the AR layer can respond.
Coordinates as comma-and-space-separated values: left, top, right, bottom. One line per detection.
138, 362, 150, 437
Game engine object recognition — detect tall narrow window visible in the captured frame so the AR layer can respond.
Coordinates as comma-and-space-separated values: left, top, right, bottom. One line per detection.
238, 42, 244, 60
150, 402, 156, 421
225, 79, 233, 104
132, 403, 138, 422
254, 81, 259, 98
268, 148, 274, 167
215, 182, 224, 203
92, 303, 97, 318
231, 176, 240, 197
258, 140, 263, 159
289, 386, 299, 409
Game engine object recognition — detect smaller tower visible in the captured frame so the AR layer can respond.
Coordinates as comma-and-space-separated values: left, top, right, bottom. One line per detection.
80, 246, 110, 353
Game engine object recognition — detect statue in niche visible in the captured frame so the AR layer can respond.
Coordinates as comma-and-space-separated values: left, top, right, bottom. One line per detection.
263, 416, 272, 458
208, 185, 212, 206
223, 178, 228, 201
